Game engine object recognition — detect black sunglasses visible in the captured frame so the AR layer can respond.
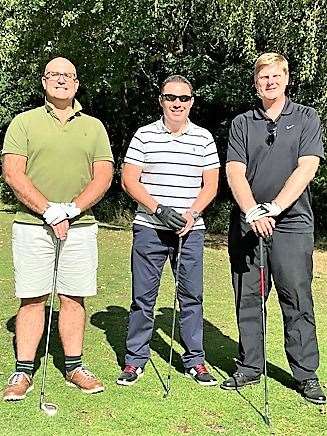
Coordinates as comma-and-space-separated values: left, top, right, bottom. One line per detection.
160, 93, 193, 102
266, 121, 277, 145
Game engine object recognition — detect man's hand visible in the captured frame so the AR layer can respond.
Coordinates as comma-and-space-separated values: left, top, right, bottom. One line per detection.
250, 216, 275, 237
60, 202, 81, 220
155, 205, 186, 231
43, 203, 68, 225
177, 209, 199, 236
51, 220, 70, 241
245, 202, 282, 223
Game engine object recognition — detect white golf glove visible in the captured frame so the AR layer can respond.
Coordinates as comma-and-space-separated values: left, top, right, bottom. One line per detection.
43, 203, 68, 225
60, 202, 81, 220
245, 202, 282, 223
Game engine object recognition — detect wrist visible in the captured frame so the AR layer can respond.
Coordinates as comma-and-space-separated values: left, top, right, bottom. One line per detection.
272, 200, 283, 212
151, 203, 160, 215
187, 209, 200, 220
61, 202, 81, 219
155, 204, 165, 217
41, 203, 50, 215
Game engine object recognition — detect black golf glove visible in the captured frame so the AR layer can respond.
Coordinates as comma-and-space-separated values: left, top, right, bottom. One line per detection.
155, 204, 186, 231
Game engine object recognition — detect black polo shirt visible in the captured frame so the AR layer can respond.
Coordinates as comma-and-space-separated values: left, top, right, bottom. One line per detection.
227, 99, 325, 233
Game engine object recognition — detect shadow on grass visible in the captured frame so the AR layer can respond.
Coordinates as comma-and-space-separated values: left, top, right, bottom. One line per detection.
6, 308, 65, 377
90, 305, 294, 392
90, 305, 182, 373
204, 233, 228, 250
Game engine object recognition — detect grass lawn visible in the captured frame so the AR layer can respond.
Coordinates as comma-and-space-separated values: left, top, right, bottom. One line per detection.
0, 210, 326, 436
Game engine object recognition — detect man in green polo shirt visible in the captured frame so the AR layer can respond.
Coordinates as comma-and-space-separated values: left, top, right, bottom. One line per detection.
2, 57, 114, 401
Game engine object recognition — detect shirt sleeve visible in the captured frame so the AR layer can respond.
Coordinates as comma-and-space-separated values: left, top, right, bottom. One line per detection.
226, 115, 247, 164
2, 114, 28, 157
299, 108, 325, 159
93, 120, 114, 162
203, 132, 220, 170
124, 130, 145, 167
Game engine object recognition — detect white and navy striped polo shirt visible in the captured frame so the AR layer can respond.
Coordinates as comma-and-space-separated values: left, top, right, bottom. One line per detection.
124, 118, 220, 231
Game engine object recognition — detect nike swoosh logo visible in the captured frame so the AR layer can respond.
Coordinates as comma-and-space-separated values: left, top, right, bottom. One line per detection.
286, 125, 294, 130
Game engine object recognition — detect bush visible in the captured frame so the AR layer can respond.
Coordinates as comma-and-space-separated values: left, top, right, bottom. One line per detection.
203, 199, 232, 235
312, 164, 327, 236
93, 191, 135, 227
0, 177, 17, 207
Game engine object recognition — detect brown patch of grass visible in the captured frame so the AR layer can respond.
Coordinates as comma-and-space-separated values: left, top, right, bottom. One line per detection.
175, 424, 193, 433
313, 250, 327, 277
205, 423, 226, 433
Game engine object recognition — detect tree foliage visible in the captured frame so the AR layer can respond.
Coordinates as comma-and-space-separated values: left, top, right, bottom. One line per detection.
0, 0, 326, 232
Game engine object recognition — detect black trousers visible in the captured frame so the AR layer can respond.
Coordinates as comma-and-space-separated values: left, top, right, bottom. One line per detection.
229, 218, 319, 382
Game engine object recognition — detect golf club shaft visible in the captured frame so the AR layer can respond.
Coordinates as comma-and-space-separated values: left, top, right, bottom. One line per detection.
39, 238, 61, 407
259, 236, 269, 423
166, 236, 183, 394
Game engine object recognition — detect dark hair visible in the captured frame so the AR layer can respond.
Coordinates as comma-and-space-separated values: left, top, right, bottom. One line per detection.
160, 75, 193, 94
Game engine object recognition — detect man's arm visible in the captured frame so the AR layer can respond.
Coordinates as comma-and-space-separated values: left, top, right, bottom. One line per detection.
226, 161, 256, 213
226, 161, 275, 237
73, 160, 113, 211
273, 156, 320, 209
121, 163, 186, 230
2, 154, 49, 214
2, 153, 69, 239
121, 163, 158, 213
178, 168, 219, 236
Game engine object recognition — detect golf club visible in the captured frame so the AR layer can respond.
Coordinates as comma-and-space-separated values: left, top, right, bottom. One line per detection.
259, 236, 270, 426
164, 236, 183, 398
39, 237, 61, 417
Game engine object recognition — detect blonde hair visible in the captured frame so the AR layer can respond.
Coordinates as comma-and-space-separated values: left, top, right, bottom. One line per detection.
254, 53, 289, 79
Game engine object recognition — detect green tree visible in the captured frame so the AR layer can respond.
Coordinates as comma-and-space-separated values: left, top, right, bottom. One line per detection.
1, 0, 326, 232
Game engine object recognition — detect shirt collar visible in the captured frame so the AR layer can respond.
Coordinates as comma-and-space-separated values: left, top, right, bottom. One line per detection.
253, 97, 294, 120
44, 98, 82, 118
158, 116, 191, 135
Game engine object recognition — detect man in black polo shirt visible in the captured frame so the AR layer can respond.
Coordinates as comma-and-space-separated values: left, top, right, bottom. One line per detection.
221, 52, 326, 404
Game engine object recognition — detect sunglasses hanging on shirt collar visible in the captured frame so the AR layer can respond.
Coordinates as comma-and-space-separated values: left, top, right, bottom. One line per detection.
266, 121, 277, 146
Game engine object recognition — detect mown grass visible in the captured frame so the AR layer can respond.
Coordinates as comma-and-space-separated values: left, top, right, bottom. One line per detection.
0, 211, 326, 436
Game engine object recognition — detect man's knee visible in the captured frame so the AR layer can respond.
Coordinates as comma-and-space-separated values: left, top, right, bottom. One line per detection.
58, 294, 85, 309
20, 295, 48, 309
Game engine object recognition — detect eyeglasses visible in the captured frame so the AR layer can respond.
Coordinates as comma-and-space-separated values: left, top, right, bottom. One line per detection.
44, 71, 77, 82
160, 93, 193, 102
266, 121, 277, 145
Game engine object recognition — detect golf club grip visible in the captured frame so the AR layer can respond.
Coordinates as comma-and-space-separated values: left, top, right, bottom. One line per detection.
259, 236, 264, 267
175, 237, 182, 283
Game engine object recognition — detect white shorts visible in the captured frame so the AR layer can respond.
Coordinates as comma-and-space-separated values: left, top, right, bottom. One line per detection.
12, 222, 98, 298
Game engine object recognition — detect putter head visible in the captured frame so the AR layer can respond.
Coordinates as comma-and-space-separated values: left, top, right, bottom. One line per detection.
40, 402, 58, 416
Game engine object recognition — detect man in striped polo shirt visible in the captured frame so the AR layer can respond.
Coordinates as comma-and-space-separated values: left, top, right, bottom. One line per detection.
117, 75, 220, 386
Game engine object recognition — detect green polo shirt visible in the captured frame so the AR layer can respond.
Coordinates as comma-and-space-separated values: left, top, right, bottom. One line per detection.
2, 100, 113, 225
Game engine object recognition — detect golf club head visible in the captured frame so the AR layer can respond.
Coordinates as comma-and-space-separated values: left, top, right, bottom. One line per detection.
263, 414, 270, 427
40, 402, 58, 417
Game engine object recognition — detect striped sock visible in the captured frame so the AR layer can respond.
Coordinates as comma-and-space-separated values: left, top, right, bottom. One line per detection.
65, 355, 83, 373
16, 360, 34, 376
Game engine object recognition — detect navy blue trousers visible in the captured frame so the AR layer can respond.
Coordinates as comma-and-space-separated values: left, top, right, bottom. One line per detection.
125, 225, 205, 369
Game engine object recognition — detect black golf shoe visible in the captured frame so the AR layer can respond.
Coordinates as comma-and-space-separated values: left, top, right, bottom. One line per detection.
296, 378, 326, 404
185, 364, 217, 386
116, 365, 144, 386
220, 371, 261, 390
